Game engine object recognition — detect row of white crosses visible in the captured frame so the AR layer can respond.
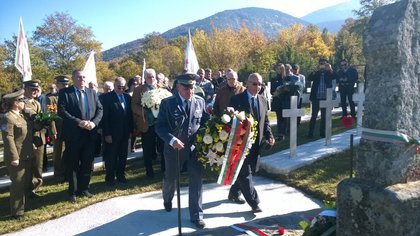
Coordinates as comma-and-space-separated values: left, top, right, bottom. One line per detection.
282, 84, 365, 157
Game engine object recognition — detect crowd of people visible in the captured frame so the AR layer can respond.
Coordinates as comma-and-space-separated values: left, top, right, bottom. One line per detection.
0, 59, 359, 227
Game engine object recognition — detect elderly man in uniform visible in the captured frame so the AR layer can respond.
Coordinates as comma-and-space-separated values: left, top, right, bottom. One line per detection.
155, 73, 210, 229
22, 80, 45, 198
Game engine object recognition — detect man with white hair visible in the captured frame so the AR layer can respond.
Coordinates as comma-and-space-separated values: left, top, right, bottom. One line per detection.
132, 69, 162, 177
212, 70, 245, 117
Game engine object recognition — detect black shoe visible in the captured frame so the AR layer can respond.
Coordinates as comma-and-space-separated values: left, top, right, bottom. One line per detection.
69, 195, 77, 203
78, 191, 93, 198
307, 134, 314, 138
106, 180, 116, 186
11, 215, 24, 220
252, 205, 262, 213
117, 177, 128, 183
191, 219, 206, 229
164, 202, 172, 212
29, 191, 41, 199
228, 195, 246, 204
320, 134, 325, 138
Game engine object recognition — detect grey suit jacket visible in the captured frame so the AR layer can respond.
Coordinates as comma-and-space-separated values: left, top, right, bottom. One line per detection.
155, 94, 209, 159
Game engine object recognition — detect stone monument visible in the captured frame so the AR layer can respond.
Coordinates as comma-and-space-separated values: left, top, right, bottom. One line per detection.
337, 0, 420, 235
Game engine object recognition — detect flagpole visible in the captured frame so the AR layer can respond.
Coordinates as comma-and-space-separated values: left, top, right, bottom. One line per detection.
141, 59, 146, 84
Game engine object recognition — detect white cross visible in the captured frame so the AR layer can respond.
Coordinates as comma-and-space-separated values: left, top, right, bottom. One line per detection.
283, 96, 305, 157
320, 88, 339, 145
352, 83, 365, 136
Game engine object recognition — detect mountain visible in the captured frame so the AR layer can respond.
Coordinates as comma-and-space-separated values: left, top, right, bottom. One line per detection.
161, 7, 308, 40
301, 0, 361, 28
102, 7, 308, 61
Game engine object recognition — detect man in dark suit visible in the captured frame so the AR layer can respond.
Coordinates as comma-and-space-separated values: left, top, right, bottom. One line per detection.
101, 77, 132, 186
228, 73, 275, 213
58, 70, 103, 203
155, 73, 210, 229
307, 58, 335, 138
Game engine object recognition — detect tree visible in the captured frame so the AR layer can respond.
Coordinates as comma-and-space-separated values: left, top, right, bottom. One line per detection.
32, 12, 101, 73
334, 18, 364, 69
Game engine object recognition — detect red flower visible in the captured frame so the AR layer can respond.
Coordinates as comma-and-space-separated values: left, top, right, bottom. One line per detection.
223, 125, 231, 132
342, 116, 354, 128
278, 227, 285, 235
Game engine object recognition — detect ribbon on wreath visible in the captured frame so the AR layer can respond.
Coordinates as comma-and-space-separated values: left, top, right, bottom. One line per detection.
217, 116, 252, 185
231, 223, 268, 236
361, 127, 420, 154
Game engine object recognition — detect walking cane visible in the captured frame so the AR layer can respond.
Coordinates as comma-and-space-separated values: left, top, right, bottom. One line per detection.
176, 117, 185, 235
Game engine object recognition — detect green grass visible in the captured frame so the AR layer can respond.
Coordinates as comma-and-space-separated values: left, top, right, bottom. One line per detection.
0, 114, 355, 234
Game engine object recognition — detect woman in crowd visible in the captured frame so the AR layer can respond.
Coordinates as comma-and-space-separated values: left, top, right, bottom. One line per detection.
1, 89, 32, 219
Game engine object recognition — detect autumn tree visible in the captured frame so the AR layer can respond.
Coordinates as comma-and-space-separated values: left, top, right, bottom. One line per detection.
334, 18, 364, 67
32, 12, 101, 74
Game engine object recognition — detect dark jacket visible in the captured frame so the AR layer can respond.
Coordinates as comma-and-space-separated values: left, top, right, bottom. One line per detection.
308, 69, 335, 101
58, 86, 103, 142
101, 91, 133, 140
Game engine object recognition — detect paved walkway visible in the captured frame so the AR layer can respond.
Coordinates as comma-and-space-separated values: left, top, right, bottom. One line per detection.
6, 176, 321, 236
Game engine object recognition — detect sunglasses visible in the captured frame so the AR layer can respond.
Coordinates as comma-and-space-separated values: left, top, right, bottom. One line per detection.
17, 97, 27, 102
116, 86, 126, 89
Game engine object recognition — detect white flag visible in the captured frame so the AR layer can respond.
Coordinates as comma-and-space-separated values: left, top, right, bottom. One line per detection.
184, 30, 199, 74
15, 17, 32, 82
141, 58, 146, 84
83, 51, 97, 85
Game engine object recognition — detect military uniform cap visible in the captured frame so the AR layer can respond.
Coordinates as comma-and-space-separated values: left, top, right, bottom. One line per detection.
3, 89, 24, 101
177, 73, 198, 86
23, 80, 41, 89
54, 75, 70, 84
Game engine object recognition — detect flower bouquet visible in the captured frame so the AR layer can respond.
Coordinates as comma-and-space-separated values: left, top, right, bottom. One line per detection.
141, 88, 173, 118
35, 104, 59, 127
299, 200, 336, 236
196, 108, 258, 186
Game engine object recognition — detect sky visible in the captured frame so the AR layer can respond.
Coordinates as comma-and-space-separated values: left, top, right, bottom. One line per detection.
0, 0, 349, 51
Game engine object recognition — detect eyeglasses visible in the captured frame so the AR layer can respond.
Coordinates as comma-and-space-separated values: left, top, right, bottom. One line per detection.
116, 86, 126, 90
341, 64, 348, 66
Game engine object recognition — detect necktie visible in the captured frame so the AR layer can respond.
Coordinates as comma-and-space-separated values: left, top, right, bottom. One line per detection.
251, 97, 259, 120
184, 100, 190, 117
78, 90, 87, 119
119, 94, 125, 110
